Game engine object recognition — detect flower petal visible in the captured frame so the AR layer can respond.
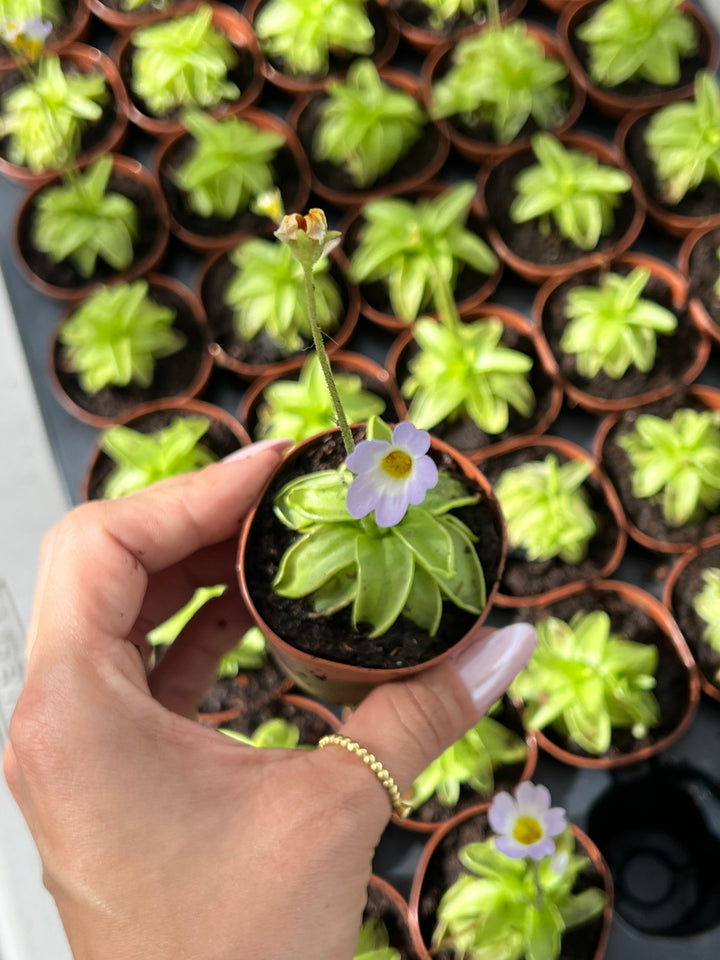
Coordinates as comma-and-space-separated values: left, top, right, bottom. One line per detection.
374, 490, 412, 527
346, 440, 389, 474
394, 420, 431, 456
346, 471, 381, 520
544, 808, 567, 837
494, 835, 527, 860
488, 791, 516, 834
525, 837, 556, 861
514, 780, 542, 812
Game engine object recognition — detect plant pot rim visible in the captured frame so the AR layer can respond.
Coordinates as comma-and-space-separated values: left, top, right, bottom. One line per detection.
532, 250, 711, 415
84, 0, 201, 31
678, 224, 720, 348
198, 690, 341, 732
376, 0, 528, 53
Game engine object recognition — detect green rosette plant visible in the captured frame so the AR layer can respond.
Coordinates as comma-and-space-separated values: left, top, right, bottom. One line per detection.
254, 354, 386, 444
130, 4, 239, 117
511, 612, 660, 754
510, 134, 632, 251
495, 455, 597, 564
645, 71, 720, 206
171, 111, 285, 220
354, 919, 399, 960
313, 59, 425, 188
253, 0, 374, 78
430, 21, 569, 144
216, 626, 269, 677
558, 266, 678, 380
692, 568, 720, 654
616, 408, 720, 526
99, 415, 217, 499
349, 182, 498, 322
575, 0, 697, 88
57, 280, 185, 394
32, 155, 139, 277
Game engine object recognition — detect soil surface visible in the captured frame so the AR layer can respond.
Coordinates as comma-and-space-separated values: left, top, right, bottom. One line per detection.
687, 225, 720, 337
668, 544, 720, 694
199, 656, 292, 716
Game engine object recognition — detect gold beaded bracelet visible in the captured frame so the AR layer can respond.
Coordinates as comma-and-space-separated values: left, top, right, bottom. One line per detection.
317, 734, 414, 820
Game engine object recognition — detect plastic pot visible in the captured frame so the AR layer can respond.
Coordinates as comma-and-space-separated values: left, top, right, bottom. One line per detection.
375, 0, 527, 53
678, 223, 720, 348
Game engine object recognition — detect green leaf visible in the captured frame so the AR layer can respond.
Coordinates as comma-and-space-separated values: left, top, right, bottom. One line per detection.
272, 524, 360, 596
401, 563, 443, 635
353, 533, 414, 637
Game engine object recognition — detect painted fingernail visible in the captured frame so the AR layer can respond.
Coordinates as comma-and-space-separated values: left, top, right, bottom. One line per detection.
453, 623, 536, 712
222, 438, 293, 463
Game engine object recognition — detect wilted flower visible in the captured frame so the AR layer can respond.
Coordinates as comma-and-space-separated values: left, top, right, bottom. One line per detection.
274, 208, 341, 264
251, 187, 284, 223
488, 781, 567, 861
345, 421, 438, 527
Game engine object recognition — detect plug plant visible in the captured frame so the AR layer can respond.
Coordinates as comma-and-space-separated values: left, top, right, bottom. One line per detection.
495, 454, 597, 563
512, 611, 660, 754
171, 111, 285, 220
32, 155, 139, 277
617, 407, 720, 526
645, 71, 720, 205
430, 21, 569, 144
58, 280, 184, 394
692, 568, 720, 654
253, 0, 374, 78
349, 182, 498, 321
510, 134, 633, 251
255, 354, 386, 444
99, 415, 217, 499
354, 919, 398, 960
559, 266, 678, 379
130, 4, 239, 117
432, 783, 606, 960
575, 0, 697, 88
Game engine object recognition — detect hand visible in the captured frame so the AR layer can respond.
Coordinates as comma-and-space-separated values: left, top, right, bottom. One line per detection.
4, 440, 535, 960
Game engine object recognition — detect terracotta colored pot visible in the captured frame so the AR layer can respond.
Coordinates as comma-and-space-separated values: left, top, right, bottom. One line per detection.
512, 579, 701, 768
244, 0, 399, 95
422, 23, 586, 165
408, 803, 614, 960
198, 692, 340, 737
385, 303, 563, 460
153, 107, 310, 254
593, 385, 720, 554
532, 251, 711, 415
49, 273, 213, 428
375, 0, 527, 53
477, 131, 646, 285
663, 535, 720, 702
0, 44, 129, 188
475, 434, 627, 607
13, 154, 169, 302
616, 106, 720, 239
81, 397, 250, 502
286, 66, 449, 209
560, 0, 719, 120
239, 349, 406, 444
365, 874, 416, 957
341, 183, 503, 334
111, 3, 264, 138
678, 223, 720, 348
537, 0, 583, 11
84, 0, 200, 31
0, 0, 91, 70
198, 244, 360, 381
237, 426, 507, 705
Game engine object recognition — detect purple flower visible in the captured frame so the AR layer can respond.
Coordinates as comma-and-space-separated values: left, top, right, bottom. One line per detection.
488, 781, 567, 861
345, 421, 438, 527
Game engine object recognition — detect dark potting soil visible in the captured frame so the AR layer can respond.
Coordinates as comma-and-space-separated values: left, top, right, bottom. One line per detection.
19, 170, 162, 290
294, 92, 441, 200
670, 544, 720, 693
85, 406, 242, 500
201, 251, 350, 371
363, 882, 415, 960
53, 282, 207, 420
483, 149, 638, 269
243, 427, 504, 670
220, 696, 335, 744
199, 656, 292, 715
518, 588, 692, 759
393, 323, 559, 455
541, 263, 703, 401
386, 0, 513, 40
416, 811, 607, 960
687, 225, 720, 334
624, 112, 720, 220
600, 391, 720, 547
480, 445, 621, 599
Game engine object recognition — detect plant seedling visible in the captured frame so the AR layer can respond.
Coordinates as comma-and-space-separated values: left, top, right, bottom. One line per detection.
354, 918, 399, 960
692, 568, 720, 655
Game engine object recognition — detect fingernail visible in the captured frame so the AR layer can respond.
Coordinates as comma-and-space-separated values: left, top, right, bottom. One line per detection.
453, 623, 536, 712
222, 438, 293, 463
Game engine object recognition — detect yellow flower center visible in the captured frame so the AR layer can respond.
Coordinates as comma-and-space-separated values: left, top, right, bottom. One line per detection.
381, 450, 413, 479
513, 816, 543, 846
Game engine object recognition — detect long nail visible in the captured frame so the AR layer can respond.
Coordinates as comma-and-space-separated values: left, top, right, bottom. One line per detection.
221, 438, 293, 463
453, 623, 536, 713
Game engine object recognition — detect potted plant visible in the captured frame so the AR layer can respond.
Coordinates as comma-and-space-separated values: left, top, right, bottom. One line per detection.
478, 131, 646, 284
532, 252, 710, 415
409, 783, 613, 960
616, 69, 720, 237
49, 275, 212, 427
510, 580, 701, 767
344, 181, 501, 332
594, 386, 720, 553
664, 536, 720, 701
375, 0, 527, 52
214, 691, 340, 743
84, 0, 196, 32
560, 0, 718, 119
287, 58, 447, 208
359, 876, 417, 960
0, 0, 90, 69
476, 435, 626, 606
678, 222, 720, 347
154, 108, 309, 253
111, 2, 263, 137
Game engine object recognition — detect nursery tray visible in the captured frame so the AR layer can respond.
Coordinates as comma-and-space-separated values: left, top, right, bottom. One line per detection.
2, 2, 720, 958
